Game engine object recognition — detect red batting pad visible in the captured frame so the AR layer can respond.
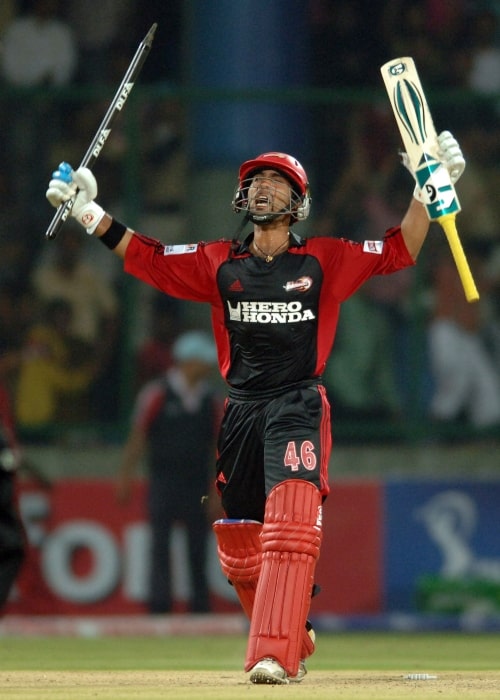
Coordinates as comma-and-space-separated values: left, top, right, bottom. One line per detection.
212, 519, 262, 620
244, 480, 322, 676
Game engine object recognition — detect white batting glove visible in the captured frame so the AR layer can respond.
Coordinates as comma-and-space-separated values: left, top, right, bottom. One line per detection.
400, 130, 466, 203
436, 130, 465, 184
46, 162, 105, 234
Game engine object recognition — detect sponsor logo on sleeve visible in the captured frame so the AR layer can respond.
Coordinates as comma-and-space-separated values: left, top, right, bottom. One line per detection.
163, 243, 198, 255
363, 240, 384, 254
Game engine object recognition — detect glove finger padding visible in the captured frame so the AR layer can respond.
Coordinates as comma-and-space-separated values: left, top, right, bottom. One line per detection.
72, 167, 98, 201
46, 179, 76, 208
437, 130, 465, 184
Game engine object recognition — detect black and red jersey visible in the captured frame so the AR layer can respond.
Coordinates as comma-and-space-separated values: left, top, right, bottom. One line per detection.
124, 227, 414, 391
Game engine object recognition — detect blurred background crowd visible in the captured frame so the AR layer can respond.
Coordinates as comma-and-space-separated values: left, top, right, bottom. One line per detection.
1, 0, 500, 447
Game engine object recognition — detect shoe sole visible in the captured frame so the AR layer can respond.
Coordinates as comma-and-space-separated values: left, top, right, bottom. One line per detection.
249, 670, 289, 685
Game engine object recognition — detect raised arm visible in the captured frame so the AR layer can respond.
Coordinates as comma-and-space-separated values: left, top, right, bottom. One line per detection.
400, 197, 431, 261
398, 131, 466, 261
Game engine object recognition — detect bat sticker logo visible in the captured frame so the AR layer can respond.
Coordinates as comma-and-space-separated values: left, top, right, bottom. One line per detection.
116, 82, 135, 111
389, 61, 406, 76
92, 129, 111, 159
424, 183, 437, 202
394, 79, 428, 146
415, 159, 460, 215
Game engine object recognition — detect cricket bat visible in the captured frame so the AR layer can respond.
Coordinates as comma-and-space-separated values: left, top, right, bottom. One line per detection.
380, 57, 479, 302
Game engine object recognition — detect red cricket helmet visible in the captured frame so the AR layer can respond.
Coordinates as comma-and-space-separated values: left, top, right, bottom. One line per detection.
233, 152, 311, 223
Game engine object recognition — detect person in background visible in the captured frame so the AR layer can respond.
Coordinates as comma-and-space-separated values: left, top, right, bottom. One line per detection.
1, 0, 76, 88
14, 298, 98, 441
30, 227, 120, 422
116, 330, 222, 614
31, 229, 119, 355
427, 244, 500, 433
0, 0, 78, 232
134, 292, 183, 391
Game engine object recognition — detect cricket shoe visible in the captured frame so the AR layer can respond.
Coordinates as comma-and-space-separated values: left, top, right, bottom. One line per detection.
249, 658, 289, 685
289, 619, 314, 682
289, 660, 307, 683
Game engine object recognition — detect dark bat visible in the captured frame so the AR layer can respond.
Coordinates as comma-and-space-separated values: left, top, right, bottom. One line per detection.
45, 23, 157, 240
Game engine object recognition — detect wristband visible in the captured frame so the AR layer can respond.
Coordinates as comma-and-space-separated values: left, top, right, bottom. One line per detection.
98, 219, 127, 250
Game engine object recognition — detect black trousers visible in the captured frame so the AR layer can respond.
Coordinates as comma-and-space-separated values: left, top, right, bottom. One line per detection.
216, 382, 331, 522
147, 483, 210, 614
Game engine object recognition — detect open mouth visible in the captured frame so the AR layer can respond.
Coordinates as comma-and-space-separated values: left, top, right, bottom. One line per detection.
254, 195, 271, 209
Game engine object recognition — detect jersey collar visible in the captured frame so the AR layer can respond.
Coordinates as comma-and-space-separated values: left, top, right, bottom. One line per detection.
235, 230, 305, 256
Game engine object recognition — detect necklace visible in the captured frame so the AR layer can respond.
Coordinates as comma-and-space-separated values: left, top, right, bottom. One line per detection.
252, 234, 289, 262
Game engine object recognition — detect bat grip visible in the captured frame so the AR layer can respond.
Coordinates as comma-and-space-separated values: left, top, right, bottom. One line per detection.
438, 213, 480, 303
45, 199, 75, 240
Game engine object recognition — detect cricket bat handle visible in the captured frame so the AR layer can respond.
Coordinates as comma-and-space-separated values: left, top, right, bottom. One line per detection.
438, 213, 479, 302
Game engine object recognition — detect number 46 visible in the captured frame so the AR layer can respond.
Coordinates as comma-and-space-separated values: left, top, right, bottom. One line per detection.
284, 441, 317, 472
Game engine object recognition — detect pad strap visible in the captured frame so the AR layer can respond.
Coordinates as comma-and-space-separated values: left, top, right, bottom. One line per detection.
244, 480, 322, 676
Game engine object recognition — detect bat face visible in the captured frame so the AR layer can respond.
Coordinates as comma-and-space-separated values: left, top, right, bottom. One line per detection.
381, 57, 460, 220
381, 56, 479, 303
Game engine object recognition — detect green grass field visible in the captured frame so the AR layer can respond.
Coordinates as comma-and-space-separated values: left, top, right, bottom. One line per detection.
1, 632, 499, 699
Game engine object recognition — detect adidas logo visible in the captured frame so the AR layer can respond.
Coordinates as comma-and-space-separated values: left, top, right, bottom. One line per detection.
228, 279, 244, 292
